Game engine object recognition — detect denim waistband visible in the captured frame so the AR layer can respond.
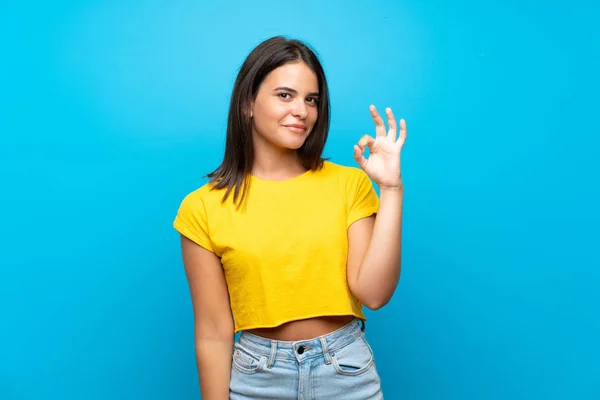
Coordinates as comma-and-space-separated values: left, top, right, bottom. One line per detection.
237, 318, 366, 362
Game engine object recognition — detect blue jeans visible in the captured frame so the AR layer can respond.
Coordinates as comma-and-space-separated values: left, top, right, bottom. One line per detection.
229, 319, 383, 399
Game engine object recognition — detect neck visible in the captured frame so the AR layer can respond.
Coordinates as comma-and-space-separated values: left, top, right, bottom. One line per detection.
251, 136, 306, 181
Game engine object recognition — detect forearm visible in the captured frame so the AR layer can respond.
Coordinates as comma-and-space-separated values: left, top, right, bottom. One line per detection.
195, 338, 234, 400
356, 185, 404, 309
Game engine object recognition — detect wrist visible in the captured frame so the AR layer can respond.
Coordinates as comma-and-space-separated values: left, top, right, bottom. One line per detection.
379, 182, 404, 193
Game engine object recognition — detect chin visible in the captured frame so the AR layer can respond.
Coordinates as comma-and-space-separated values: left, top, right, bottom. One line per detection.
277, 132, 310, 150
280, 139, 307, 150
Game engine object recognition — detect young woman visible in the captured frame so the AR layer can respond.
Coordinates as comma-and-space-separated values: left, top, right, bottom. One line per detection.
173, 36, 406, 399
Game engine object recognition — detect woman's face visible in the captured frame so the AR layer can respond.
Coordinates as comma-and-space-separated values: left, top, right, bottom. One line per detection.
250, 62, 320, 151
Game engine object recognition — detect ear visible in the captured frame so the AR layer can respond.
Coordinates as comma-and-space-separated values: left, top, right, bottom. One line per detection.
243, 100, 254, 119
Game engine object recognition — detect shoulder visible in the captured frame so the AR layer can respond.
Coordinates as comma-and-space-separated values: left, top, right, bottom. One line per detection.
320, 160, 362, 176
319, 161, 372, 185
177, 181, 228, 212
174, 181, 226, 252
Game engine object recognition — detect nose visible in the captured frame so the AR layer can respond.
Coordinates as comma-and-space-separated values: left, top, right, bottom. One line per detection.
292, 100, 307, 119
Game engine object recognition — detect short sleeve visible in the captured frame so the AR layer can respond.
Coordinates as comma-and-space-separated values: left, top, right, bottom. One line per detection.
173, 190, 215, 253
346, 168, 380, 228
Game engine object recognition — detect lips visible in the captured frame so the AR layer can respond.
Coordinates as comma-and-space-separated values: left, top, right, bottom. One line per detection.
283, 124, 308, 133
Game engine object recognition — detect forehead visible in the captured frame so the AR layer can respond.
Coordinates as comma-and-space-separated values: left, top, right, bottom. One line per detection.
262, 62, 318, 91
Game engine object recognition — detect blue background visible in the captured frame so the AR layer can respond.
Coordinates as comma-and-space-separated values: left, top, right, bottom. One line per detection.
1, 1, 599, 399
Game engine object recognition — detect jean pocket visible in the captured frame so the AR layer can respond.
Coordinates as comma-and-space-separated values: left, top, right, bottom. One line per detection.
330, 333, 375, 376
232, 343, 267, 375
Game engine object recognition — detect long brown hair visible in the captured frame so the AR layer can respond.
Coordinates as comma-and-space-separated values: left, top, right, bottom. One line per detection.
206, 36, 331, 208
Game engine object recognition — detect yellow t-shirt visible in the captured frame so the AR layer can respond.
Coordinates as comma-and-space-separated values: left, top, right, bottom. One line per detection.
173, 161, 379, 333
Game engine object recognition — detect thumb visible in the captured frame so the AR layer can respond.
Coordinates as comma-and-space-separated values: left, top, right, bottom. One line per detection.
353, 145, 368, 170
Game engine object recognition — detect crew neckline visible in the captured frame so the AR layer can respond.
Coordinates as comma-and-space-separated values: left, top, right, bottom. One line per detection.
249, 161, 328, 184
250, 168, 312, 183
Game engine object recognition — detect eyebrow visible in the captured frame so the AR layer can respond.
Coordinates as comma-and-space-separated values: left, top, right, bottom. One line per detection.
274, 86, 320, 97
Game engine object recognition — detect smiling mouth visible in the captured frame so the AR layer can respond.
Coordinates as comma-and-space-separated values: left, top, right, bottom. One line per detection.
284, 125, 308, 132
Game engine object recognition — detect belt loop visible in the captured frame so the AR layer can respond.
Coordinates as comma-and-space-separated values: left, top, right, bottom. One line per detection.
319, 337, 332, 365
267, 340, 277, 368
359, 319, 366, 332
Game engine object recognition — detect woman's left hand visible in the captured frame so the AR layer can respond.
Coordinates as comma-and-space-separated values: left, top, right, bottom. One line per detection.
353, 105, 407, 189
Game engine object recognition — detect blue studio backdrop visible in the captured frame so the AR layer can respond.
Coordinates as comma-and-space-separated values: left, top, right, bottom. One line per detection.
1, 1, 599, 399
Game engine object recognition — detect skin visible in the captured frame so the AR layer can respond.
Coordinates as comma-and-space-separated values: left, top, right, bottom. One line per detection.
180, 61, 407, 398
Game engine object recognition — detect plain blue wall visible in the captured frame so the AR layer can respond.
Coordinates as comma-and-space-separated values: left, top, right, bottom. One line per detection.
1, 1, 599, 399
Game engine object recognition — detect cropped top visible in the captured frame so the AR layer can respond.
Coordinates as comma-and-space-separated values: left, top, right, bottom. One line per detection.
173, 161, 379, 332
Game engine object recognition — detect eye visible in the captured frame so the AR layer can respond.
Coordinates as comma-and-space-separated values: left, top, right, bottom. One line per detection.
278, 92, 292, 100
306, 97, 319, 105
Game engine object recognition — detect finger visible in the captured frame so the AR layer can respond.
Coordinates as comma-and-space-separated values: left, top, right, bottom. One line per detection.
396, 118, 407, 147
386, 107, 397, 140
357, 134, 376, 152
369, 105, 387, 137
353, 145, 368, 169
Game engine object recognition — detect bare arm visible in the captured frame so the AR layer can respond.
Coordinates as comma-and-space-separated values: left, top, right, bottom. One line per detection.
180, 235, 234, 400
348, 105, 406, 310
346, 186, 403, 310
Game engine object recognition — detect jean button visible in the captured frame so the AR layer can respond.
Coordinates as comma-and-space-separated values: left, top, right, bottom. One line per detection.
297, 345, 305, 354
